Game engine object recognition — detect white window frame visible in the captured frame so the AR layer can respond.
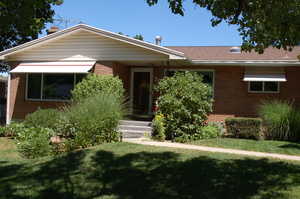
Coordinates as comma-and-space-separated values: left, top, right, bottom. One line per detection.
25, 73, 84, 102
164, 69, 215, 96
248, 81, 280, 93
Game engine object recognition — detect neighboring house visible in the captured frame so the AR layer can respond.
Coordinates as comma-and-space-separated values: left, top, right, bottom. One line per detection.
0, 24, 299, 124
0, 76, 7, 123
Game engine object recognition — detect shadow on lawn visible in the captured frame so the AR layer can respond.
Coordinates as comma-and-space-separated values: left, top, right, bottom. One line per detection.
279, 143, 300, 151
1, 149, 300, 199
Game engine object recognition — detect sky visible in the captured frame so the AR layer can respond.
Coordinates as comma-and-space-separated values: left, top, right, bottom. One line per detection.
45, 0, 242, 47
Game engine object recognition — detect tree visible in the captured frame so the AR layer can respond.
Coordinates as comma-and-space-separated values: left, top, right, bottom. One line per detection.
0, 0, 63, 51
146, 0, 300, 53
133, 34, 144, 41
118, 32, 144, 41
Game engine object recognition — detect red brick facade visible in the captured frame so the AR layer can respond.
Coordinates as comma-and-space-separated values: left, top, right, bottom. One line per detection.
8, 62, 300, 122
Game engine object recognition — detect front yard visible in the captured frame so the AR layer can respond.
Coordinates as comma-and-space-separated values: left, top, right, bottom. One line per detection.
190, 138, 300, 156
1, 137, 300, 199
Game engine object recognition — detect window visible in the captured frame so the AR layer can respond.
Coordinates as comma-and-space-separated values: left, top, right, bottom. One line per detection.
248, 81, 279, 93
27, 74, 42, 99
165, 70, 214, 87
26, 73, 86, 101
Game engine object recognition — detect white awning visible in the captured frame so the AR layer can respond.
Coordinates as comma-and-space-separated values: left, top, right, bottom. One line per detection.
10, 61, 96, 73
243, 74, 287, 82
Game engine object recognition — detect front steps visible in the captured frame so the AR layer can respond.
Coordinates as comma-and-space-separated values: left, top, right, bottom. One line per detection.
119, 120, 152, 138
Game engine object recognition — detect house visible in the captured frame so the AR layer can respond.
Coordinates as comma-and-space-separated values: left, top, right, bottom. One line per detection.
0, 76, 7, 123
0, 24, 299, 124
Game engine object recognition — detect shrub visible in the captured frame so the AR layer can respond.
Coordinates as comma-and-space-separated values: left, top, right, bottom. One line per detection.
63, 93, 123, 148
0, 126, 6, 137
155, 71, 213, 142
71, 74, 125, 102
16, 127, 54, 159
152, 114, 166, 141
208, 121, 226, 135
1, 122, 27, 137
200, 124, 221, 139
225, 117, 263, 140
258, 100, 300, 141
24, 108, 63, 130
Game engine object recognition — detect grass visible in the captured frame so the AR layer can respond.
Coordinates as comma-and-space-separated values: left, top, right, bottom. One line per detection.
190, 138, 300, 156
0, 137, 22, 161
1, 137, 300, 198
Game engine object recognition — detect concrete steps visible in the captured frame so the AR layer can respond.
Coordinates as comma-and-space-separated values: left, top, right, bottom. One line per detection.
119, 120, 152, 138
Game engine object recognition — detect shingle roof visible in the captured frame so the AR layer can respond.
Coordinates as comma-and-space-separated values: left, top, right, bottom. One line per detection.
165, 46, 300, 61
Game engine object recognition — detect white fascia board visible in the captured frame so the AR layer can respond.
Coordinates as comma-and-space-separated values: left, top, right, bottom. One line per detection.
169, 54, 187, 60
190, 60, 300, 66
0, 27, 82, 57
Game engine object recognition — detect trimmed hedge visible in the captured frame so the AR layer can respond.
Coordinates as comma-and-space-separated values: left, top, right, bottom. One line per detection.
225, 117, 263, 140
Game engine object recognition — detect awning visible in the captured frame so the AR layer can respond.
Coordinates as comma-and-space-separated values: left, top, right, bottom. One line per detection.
10, 61, 96, 73
243, 74, 287, 82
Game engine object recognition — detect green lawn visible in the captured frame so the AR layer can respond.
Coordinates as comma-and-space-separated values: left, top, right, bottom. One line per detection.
190, 138, 300, 156
1, 137, 300, 199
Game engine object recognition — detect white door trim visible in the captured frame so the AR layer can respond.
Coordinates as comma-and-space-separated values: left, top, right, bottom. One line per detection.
130, 68, 153, 115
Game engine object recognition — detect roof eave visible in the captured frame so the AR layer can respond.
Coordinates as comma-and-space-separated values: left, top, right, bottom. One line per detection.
190, 60, 300, 66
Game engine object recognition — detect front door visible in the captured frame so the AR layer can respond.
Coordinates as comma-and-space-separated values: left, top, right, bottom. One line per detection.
131, 68, 152, 115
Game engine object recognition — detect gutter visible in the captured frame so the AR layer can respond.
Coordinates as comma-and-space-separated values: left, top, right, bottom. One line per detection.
190, 60, 300, 66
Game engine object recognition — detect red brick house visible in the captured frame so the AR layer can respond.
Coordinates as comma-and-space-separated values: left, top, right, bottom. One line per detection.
0, 24, 299, 124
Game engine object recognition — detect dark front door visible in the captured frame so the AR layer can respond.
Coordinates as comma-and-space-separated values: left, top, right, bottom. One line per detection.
132, 71, 151, 115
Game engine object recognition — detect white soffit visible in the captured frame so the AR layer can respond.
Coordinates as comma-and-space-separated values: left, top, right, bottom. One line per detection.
10, 61, 96, 73
243, 74, 287, 82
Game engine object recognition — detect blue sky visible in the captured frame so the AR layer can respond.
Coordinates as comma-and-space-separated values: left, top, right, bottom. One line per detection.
43, 0, 242, 46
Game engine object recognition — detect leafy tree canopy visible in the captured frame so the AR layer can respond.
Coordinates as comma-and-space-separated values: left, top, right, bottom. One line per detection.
0, 0, 63, 51
146, 0, 300, 53
118, 32, 144, 41
133, 34, 144, 41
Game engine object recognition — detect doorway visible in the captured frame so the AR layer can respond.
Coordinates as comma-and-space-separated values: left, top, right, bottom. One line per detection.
130, 68, 153, 115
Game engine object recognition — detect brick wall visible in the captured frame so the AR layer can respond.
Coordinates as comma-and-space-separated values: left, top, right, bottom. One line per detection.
9, 73, 66, 120
7, 62, 300, 122
8, 61, 130, 120
156, 66, 300, 122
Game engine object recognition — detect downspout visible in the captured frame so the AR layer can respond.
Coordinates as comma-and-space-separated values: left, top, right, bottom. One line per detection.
6, 65, 11, 125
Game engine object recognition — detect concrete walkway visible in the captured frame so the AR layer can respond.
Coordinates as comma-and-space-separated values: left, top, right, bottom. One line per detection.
124, 138, 300, 162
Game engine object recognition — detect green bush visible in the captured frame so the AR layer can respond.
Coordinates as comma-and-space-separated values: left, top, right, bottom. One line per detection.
225, 117, 263, 140
63, 93, 123, 148
200, 124, 221, 139
24, 108, 63, 130
0, 125, 6, 137
71, 74, 125, 102
258, 100, 300, 141
1, 122, 27, 137
155, 71, 213, 142
152, 114, 166, 141
16, 127, 54, 159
